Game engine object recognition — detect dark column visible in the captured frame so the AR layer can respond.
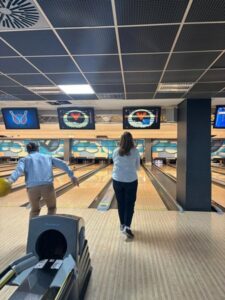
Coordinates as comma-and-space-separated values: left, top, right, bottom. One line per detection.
177, 99, 211, 211
64, 139, 72, 163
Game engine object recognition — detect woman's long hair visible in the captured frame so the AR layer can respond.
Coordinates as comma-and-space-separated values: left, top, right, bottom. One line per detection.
118, 132, 135, 156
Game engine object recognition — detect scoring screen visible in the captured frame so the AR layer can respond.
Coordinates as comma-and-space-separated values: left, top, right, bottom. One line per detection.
57, 107, 95, 130
1, 108, 40, 129
123, 107, 161, 129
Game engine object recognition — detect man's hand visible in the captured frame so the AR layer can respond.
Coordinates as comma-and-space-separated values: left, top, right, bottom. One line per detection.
71, 176, 79, 187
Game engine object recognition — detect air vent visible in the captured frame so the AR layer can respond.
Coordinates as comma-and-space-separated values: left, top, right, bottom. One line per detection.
0, 0, 49, 30
97, 93, 124, 99
158, 83, 193, 93
47, 101, 72, 106
26, 86, 62, 95
96, 136, 108, 139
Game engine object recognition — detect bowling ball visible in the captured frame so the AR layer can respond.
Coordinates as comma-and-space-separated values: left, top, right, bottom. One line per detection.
0, 178, 11, 197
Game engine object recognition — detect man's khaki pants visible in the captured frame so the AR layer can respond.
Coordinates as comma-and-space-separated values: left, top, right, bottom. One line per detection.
27, 184, 56, 219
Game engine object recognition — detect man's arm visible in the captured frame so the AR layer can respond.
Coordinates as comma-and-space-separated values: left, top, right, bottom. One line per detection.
52, 158, 79, 186
8, 158, 25, 183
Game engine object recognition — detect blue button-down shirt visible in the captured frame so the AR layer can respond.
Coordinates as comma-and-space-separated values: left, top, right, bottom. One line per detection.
112, 147, 140, 182
8, 152, 74, 188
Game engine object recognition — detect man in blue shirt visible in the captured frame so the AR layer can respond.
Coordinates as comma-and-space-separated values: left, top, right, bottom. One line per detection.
8, 142, 79, 218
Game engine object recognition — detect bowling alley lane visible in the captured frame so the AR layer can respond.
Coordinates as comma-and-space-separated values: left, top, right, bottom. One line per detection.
57, 165, 166, 210
57, 165, 113, 208
136, 167, 167, 210
211, 166, 225, 175
0, 164, 100, 207
0, 166, 17, 174
159, 165, 225, 208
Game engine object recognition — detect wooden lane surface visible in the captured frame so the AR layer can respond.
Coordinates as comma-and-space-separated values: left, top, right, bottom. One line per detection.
136, 167, 166, 210
212, 172, 225, 182
57, 166, 113, 208
0, 165, 99, 207
161, 165, 225, 208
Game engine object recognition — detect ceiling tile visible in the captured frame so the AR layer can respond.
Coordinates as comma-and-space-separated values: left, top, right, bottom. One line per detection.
167, 52, 220, 70
119, 26, 178, 53
47, 73, 87, 85
10, 74, 52, 86
162, 70, 203, 82
0, 75, 19, 87
10, 94, 45, 100
92, 84, 124, 93
122, 54, 168, 71
37, 0, 114, 27
0, 40, 18, 57
0, 31, 67, 56
200, 70, 225, 82
58, 28, 117, 54
116, 0, 188, 25
186, 0, 225, 22
0, 58, 38, 74
75, 55, 121, 72
124, 72, 161, 83
29, 56, 80, 73
212, 53, 225, 69
190, 82, 225, 92
175, 24, 225, 51
126, 83, 157, 93
0, 86, 34, 95
127, 93, 154, 99
40, 94, 72, 100
84, 72, 123, 84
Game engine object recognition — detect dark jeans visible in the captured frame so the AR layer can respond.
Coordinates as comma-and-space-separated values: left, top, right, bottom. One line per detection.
113, 179, 138, 227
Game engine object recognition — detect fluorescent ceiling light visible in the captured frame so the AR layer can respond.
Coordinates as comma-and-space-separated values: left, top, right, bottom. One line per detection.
26, 86, 62, 94
158, 83, 193, 93
58, 84, 94, 94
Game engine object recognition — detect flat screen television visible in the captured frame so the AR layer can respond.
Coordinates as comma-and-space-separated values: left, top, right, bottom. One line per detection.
1, 107, 40, 129
213, 106, 225, 129
123, 107, 161, 129
57, 107, 95, 130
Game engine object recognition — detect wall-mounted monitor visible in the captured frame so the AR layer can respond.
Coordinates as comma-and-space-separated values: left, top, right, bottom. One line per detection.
1, 108, 40, 129
57, 107, 95, 130
214, 106, 225, 129
123, 107, 161, 129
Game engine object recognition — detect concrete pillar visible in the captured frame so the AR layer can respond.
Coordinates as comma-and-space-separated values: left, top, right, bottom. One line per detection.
176, 99, 211, 211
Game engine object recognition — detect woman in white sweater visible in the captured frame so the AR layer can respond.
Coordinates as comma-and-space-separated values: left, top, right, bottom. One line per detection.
112, 132, 140, 239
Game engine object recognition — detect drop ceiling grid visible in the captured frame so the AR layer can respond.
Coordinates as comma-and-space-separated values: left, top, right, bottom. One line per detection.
0, 0, 224, 101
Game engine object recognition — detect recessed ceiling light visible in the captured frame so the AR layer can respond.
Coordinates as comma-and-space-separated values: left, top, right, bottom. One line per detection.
158, 83, 193, 93
58, 84, 94, 94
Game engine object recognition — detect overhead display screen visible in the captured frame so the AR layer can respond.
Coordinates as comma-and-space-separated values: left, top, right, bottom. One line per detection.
214, 106, 225, 129
1, 108, 40, 129
123, 107, 161, 129
57, 107, 95, 130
